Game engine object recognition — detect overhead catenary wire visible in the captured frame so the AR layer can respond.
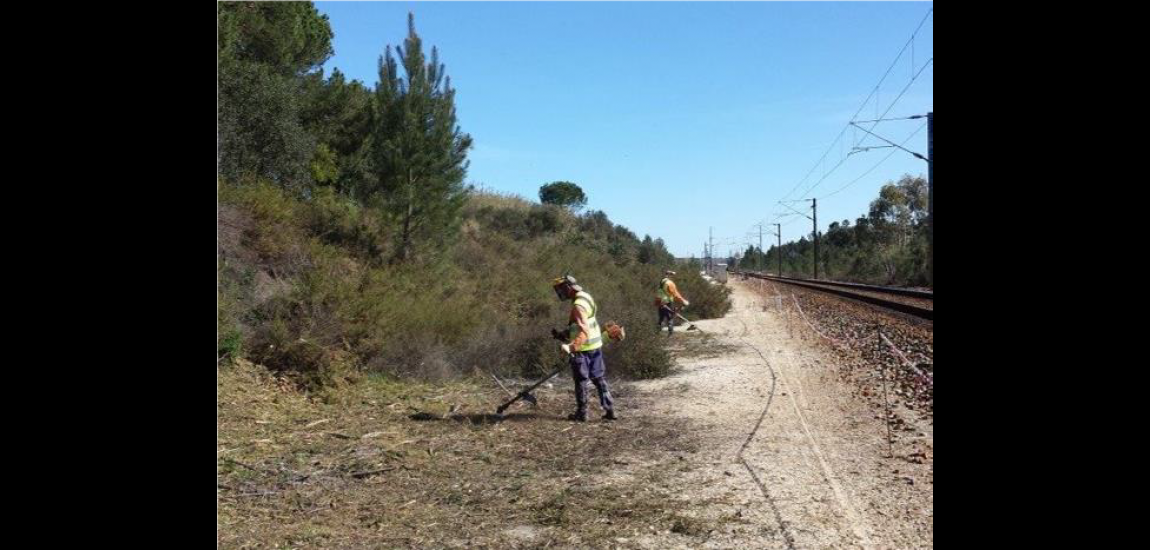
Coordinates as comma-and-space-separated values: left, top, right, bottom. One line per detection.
820, 121, 928, 200
761, 8, 931, 274
850, 121, 927, 161
851, 115, 927, 125
852, 57, 933, 149
777, 7, 934, 205
770, 211, 805, 227
779, 216, 804, 228
805, 57, 933, 199
778, 200, 813, 221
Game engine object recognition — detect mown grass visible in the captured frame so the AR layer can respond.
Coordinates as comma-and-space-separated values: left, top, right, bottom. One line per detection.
217, 359, 736, 548
217, 179, 739, 546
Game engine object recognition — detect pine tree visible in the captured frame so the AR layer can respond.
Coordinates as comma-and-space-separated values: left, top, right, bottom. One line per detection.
371, 13, 473, 262
217, 1, 334, 186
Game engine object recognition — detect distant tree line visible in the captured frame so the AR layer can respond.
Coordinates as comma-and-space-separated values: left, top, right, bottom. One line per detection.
736, 175, 929, 287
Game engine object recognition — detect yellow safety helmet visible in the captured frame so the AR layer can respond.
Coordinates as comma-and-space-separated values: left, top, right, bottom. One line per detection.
552, 274, 578, 300
552, 275, 577, 287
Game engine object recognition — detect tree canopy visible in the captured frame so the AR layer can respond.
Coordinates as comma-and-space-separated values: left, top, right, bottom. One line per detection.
369, 13, 473, 262
539, 181, 588, 211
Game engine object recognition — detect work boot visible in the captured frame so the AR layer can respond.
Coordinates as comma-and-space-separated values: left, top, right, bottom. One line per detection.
602, 410, 617, 421
567, 412, 588, 422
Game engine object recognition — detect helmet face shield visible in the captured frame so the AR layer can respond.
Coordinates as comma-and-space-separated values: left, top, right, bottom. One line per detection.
552, 275, 576, 301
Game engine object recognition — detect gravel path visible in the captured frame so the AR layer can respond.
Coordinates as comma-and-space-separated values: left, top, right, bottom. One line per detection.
619, 279, 933, 549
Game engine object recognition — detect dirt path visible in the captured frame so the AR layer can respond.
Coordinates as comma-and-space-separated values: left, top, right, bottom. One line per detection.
620, 279, 933, 549
218, 279, 932, 548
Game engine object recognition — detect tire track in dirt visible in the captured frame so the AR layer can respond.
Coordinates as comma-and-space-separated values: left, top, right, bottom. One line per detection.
775, 358, 876, 548
731, 313, 795, 550
632, 281, 929, 548
740, 288, 877, 549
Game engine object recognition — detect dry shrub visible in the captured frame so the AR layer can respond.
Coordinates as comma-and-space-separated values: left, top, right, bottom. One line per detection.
219, 181, 730, 387
675, 269, 733, 319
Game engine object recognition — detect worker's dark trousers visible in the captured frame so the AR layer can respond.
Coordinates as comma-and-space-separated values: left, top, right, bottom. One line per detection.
571, 348, 613, 416
658, 304, 676, 334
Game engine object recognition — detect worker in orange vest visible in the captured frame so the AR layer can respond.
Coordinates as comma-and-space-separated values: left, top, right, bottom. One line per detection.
655, 270, 689, 335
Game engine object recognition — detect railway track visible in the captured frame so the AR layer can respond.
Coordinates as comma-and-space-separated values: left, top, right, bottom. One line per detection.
740, 272, 933, 321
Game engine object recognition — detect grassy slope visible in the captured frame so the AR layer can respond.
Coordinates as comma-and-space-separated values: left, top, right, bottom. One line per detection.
217, 359, 718, 548
217, 180, 731, 387
218, 182, 736, 546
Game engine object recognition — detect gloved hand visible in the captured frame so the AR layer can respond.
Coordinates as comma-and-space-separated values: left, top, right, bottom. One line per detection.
682, 300, 690, 308
560, 343, 573, 355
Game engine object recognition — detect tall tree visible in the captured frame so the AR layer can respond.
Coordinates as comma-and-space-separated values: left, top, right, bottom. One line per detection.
217, 2, 333, 76
638, 235, 656, 264
217, 1, 333, 186
652, 238, 675, 265
300, 68, 375, 195
538, 181, 588, 211
371, 14, 473, 263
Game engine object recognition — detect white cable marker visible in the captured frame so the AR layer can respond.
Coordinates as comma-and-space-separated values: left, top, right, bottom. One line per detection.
879, 332, 933, 385
744, 299, 875, 549
790, 293, 845, 348
778, 369, 877, 549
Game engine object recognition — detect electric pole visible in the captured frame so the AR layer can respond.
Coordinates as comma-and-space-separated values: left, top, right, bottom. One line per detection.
812, 198, 819, 280
754, 223, 764, 271
927, 111, 933, 288
775, 223, 782, 277
709, 227, 714, 275
778, 199, 817, 278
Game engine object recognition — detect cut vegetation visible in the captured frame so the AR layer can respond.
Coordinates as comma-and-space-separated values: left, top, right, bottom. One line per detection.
218, 359, 715, 548
217, 5, 733, 546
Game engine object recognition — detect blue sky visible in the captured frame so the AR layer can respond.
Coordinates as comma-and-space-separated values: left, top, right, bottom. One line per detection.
317, 1, 934, 258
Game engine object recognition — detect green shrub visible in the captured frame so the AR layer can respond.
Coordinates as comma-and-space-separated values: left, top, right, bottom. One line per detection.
218, 181, 731, 388
216, 287, 243, 361
674, 269, 733, 320
218, 178, 307, 267
304, 186, 388, 259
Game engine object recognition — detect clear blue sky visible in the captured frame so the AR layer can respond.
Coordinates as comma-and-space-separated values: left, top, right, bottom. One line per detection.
317, 1, 934, 258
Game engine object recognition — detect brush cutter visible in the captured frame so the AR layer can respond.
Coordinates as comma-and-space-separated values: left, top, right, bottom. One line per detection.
495, 365, 565, 417
674, 310, 701, 331
490, 372, 536, 406
494, 322, 627, 417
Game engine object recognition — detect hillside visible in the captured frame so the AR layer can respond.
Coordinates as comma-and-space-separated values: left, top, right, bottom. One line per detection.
218, 180, 731, 388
